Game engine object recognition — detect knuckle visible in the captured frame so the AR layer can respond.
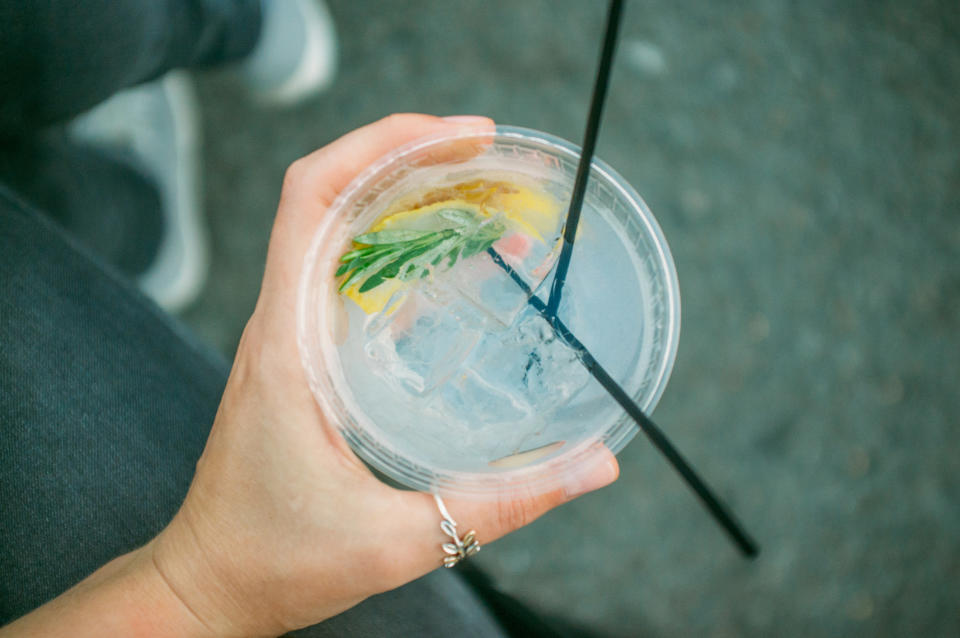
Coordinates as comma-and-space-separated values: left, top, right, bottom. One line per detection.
281, 158, 309, 194
378, 112, 424, 131
380, 113, 408, 128
496, 499, 532, 532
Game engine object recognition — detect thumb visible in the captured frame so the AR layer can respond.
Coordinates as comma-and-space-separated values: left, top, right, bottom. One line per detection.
381, 448, 619, 582
451, 450, 620, 541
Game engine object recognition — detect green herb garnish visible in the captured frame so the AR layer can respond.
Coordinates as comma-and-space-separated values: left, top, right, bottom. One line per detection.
337, 207, 506, 293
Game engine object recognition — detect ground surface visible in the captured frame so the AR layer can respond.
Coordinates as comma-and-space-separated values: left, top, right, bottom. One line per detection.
182, 1, 960, 635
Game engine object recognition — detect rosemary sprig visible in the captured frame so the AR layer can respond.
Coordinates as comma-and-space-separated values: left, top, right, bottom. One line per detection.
337, 207, 506, 293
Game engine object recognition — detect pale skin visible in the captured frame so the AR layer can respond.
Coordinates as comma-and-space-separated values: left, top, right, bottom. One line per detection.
1, 114, 619, 638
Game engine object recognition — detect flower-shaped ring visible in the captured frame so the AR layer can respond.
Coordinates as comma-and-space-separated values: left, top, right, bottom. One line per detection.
434, 494, 481, 568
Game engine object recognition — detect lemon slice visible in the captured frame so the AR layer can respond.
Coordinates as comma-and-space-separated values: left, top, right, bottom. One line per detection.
371, 201, 486, 233
495, 187, 561, 238
342, 181, 561, 314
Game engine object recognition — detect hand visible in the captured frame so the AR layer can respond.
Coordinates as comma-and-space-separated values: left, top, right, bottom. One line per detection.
149, 114, 620, 637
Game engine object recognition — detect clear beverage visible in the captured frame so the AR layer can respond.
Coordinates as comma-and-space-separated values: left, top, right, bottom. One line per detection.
299, 127, 680, 499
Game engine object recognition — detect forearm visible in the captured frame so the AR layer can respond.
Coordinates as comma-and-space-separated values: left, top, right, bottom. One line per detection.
0, 543, 214, 638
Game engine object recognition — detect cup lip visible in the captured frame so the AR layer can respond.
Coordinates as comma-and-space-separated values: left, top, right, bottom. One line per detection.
298, 124, 681, 499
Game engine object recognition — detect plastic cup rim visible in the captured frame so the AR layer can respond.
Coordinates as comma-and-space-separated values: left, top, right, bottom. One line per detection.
297, 124, 681, 499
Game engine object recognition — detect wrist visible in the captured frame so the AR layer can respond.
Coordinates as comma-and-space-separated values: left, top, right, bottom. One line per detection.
149, 504, 280, 638
0, 544, 218, 638
134, 541, 225, 638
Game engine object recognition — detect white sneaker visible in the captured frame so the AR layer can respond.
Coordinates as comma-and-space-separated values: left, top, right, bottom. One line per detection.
70, 71, 206, 313
241, 0, 338, 105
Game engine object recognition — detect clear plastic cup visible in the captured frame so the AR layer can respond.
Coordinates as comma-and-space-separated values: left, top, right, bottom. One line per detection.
298, 126, 680, 500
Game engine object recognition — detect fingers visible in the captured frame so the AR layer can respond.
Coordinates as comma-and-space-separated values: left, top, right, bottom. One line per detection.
380, 447, 619, 583
286, 114, 491, 203
273, 114, 494, 253
259, 113, 494, 312
447, 450, 619, 543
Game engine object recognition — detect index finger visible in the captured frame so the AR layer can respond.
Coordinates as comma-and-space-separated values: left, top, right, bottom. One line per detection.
269, 113, 494, 271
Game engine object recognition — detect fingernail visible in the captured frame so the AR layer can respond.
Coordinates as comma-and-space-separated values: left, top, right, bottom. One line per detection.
441, 115, 491, 124
563, 458, 619, 500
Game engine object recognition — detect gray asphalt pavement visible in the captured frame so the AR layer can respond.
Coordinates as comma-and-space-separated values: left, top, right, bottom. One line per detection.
182, 1, 960, 635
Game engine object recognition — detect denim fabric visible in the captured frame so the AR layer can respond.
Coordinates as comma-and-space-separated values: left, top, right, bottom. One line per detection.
0, 187, 228, 621
0, 2, 511, 634
0, 192, 508, 637
0, 132, 165, 276
0, 0, 262, 135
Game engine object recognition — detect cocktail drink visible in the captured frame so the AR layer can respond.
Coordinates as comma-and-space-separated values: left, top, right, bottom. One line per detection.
298, 126, 680, 499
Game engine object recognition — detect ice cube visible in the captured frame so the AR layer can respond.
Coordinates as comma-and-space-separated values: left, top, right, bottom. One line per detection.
441, 251, 530, 327
363, 291, 482, 397
439, 370, 532, 430
505, 309, 591, 414
432, 226, 562, 329
439, 306, 590, 430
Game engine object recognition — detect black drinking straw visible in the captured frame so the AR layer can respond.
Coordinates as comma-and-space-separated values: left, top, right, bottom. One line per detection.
488, 249, 758, 557
497, 0, 759, 557
545, 0, 624, 319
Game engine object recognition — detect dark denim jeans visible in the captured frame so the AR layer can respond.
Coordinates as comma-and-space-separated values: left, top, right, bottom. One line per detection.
0, 0, 261, 135
0, 2, 510, 635
0, 191, 507, 637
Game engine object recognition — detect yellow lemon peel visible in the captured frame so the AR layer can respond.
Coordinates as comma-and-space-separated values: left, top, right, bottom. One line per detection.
342, 180, 561, 314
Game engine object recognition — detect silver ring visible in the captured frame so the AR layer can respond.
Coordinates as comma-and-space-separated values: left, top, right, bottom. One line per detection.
434, 494, 480, 568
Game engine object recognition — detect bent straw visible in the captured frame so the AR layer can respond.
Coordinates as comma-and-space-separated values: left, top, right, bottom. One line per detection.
488, 249, 758, 557
545, 0, 624, 319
